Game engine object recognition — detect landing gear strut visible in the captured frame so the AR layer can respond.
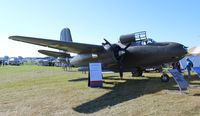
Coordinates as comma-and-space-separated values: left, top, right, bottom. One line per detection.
120, 71, 123, 80
119, 65, 123, 80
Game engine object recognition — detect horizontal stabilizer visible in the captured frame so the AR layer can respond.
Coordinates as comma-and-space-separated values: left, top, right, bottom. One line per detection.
38, 50, 71, 58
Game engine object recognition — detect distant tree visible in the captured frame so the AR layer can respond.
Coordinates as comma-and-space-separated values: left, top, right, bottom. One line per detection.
18, 56, 23, 60
4, 56, 9, 60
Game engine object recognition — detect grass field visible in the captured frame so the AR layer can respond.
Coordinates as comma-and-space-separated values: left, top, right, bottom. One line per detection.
1, 65, 200, 116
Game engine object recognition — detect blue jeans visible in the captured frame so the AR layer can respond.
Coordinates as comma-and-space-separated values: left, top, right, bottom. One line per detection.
187, 69, 191, 78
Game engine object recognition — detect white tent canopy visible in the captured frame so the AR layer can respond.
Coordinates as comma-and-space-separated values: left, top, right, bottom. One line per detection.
188, 45, 200, 56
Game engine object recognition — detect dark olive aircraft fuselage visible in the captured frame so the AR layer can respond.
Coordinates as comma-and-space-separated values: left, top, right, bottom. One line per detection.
70, 42, 187, 72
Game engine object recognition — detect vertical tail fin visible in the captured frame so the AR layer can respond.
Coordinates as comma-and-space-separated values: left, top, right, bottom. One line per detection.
60, 27, 73, 42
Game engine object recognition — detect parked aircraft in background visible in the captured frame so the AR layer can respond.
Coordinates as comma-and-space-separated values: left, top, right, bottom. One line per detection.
9, 28, 188, 81
8, 57, 22, 65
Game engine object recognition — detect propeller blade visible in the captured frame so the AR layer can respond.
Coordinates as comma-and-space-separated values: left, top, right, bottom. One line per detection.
102, 39, 132, 80
103, 38, 115, 51
103, 38, 112, 46
124, 43, 131, 50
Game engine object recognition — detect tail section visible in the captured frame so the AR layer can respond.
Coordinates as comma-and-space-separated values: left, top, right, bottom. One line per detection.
60, 27, 73, 42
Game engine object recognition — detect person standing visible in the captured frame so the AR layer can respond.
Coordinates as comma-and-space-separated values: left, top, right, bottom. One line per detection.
185, 58, 193, 78
2, 60, 4, 66
176, 62, 181, 73
0, 60, 2, 67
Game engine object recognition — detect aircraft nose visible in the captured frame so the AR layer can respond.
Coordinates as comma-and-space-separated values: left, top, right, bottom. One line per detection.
173, 43, 188, 55
182, 45, 188, 54
180, 44, 188, 54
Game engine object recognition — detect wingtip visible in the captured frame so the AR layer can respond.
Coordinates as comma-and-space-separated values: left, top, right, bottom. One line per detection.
8, 36, 14, 40
8, 35, 18, 40
38, 50, 44, 52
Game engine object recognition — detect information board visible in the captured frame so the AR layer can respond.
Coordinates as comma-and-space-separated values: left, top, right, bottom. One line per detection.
169, 69, 189, 91
89, 63, 103, 87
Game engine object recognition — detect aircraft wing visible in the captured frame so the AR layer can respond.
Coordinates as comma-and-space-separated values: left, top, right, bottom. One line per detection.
9, 36, 104, 54
38, 50, 71, 58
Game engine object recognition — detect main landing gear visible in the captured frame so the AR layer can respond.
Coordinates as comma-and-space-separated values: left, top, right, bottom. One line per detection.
153, 66, 170, 82
160, 73, 170, 82
131, 68, 143, 77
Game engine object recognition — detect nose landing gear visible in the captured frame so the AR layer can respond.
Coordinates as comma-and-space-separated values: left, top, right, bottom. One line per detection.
160, 73, 170, 82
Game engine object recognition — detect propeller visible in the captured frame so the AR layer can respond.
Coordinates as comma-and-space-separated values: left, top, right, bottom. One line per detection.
102, 39, 131, 60
102, 38, 114, 51
102, 39, 131, 79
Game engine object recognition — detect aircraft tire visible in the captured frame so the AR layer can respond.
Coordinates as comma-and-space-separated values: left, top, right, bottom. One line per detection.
160, 74, 170, 82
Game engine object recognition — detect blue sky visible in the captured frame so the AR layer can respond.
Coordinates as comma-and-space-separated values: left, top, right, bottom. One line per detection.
0, 0, 200, 57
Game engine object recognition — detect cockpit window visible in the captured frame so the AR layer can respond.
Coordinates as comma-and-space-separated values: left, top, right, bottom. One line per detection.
131, 38, 156, 46
146, 38, 156, 44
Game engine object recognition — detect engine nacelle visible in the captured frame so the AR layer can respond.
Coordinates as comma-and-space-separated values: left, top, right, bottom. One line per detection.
70, 54, 98, 67
119, 33, 136, 44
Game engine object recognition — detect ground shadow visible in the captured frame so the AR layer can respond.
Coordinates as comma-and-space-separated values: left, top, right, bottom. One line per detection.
68, 77, 88, 82
185, 74, 200, 85
68, 75, 120, 82
73, 75, 177, 113
103, 75, 119, 80
193, 93, 200, 96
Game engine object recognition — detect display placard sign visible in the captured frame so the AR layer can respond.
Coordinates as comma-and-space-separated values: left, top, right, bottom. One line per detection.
89, 63, 103, 87
193, 67, 200, 78
169, 69, 188, 91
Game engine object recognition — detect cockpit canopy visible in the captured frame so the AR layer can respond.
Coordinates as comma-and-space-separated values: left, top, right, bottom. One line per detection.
146, 38, 156, 44
119, 31, 156, 46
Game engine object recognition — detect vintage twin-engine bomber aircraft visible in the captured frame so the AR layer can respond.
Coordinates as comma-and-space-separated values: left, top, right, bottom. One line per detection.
9, 28, 187, 81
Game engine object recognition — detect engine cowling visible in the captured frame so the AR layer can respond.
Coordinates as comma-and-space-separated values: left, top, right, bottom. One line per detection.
119, 33, 136, 44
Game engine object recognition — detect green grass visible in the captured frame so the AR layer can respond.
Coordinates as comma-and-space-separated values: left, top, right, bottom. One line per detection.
1, 65, 200, 115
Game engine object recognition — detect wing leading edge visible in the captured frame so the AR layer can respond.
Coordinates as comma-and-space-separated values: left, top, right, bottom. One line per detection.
9, 36, 104, 54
